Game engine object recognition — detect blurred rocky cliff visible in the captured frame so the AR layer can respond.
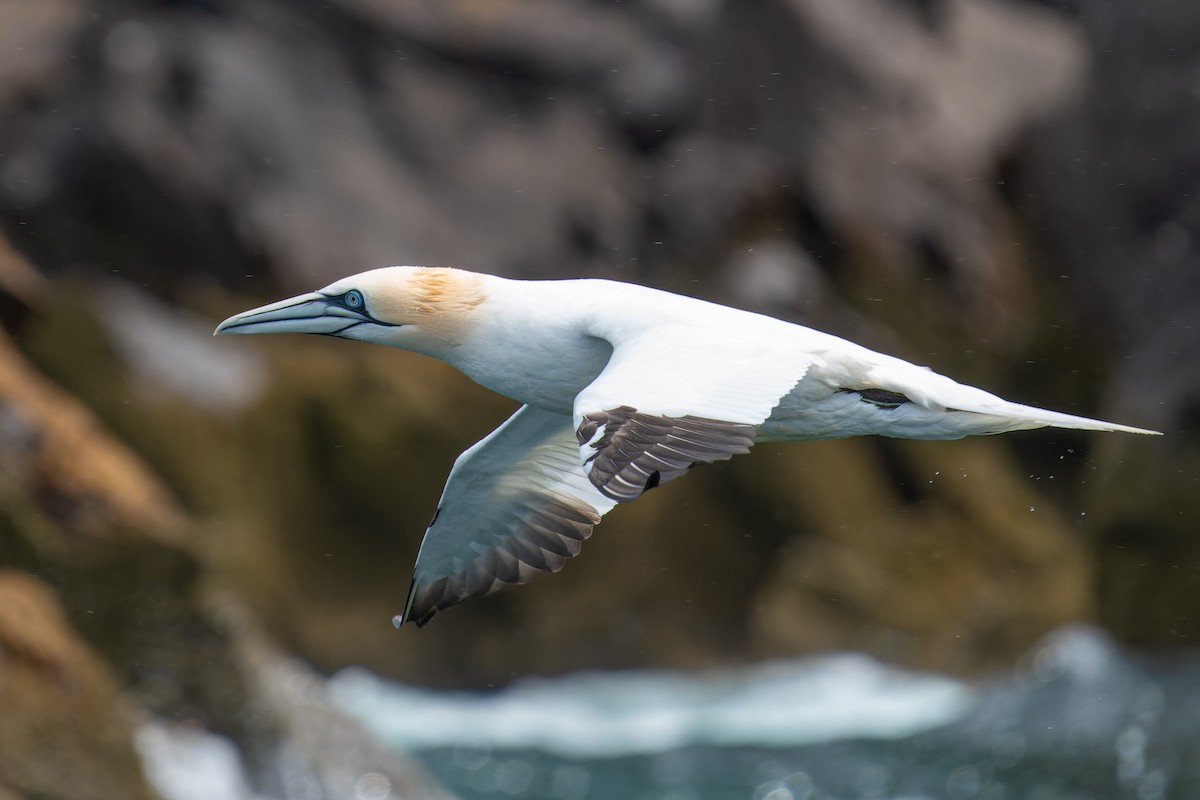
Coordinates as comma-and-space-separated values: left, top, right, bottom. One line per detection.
0, 0, 1196, 796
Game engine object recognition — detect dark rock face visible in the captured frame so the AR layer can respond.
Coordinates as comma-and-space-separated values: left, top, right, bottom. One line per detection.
0, 0, 1086, 296
0, 0, 1192, 764
1010, 0, 1200, 649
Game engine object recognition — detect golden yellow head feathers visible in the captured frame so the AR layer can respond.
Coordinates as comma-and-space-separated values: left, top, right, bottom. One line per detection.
337, 266, 486, 331
409, 267, 487, 316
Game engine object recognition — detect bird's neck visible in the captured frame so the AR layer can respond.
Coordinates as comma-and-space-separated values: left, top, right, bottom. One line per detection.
437, 276, 612, 413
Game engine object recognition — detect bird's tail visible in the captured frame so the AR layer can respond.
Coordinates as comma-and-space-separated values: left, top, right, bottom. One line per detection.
870, 360, 1163, 438
944, 397, 1161, 437
848, 354, 1160, 439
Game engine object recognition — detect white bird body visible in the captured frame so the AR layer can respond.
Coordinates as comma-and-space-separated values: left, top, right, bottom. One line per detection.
215, 266, 1158, 627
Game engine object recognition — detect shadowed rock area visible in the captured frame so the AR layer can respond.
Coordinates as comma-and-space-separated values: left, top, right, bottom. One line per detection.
0, 0, 1195, 794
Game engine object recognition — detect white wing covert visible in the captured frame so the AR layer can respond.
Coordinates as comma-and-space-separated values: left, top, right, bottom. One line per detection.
574, 324, 807, 502
399, 404, 617, 627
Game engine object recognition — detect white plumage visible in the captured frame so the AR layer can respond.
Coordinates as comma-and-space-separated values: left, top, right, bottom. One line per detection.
215, 266, 1158, 626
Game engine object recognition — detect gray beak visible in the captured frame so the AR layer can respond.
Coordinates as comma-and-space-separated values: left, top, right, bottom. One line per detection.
214, 292, 369, 336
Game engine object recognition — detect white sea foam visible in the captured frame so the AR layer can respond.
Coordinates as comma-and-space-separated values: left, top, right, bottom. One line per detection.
134, 719, 255, 800
329, 653, 976, 758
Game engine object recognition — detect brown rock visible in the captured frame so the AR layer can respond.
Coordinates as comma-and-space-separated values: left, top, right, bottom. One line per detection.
0, 325, 183, 540
0, 570, 158, 800
747, 437, 1093, 674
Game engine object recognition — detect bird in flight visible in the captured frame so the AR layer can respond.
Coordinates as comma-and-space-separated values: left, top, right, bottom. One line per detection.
215, 266, 1159, 627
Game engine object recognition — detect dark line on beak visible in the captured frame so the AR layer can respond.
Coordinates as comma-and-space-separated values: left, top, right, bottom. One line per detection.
331, 321, 368, 337
329, 320, 404, 338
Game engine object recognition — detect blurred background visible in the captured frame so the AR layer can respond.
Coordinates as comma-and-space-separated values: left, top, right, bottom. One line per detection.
1, 0, 1197, 798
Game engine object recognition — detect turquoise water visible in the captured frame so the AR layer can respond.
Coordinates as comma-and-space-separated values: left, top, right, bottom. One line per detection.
331, 627, 1200, 800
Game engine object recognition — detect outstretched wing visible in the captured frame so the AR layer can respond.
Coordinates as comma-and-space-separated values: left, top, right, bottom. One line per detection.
574, 324, 808, 502
398, 404, 617, 628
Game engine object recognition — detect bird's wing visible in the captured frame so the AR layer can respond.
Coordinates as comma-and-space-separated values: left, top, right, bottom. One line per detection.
399, 404, 618, 628
575, 324, 807, 501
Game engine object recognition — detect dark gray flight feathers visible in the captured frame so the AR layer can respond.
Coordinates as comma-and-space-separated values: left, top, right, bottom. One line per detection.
402, 489, 600, 628
578, 405, 759, 502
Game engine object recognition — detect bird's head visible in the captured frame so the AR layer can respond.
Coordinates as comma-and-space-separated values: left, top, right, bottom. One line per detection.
213, 266, 486, 351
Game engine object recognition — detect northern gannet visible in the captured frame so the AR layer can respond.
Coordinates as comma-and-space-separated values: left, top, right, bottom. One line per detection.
214, 267, 1159, 627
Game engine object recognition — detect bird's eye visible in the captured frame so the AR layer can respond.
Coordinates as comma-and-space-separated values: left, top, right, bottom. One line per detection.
344, 290, 364, 309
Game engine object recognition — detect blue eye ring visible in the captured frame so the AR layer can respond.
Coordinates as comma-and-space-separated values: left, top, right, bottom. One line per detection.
344, 290, 364, 310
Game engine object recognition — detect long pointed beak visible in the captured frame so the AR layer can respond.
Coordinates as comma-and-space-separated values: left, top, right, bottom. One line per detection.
214, 292, 368, 336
